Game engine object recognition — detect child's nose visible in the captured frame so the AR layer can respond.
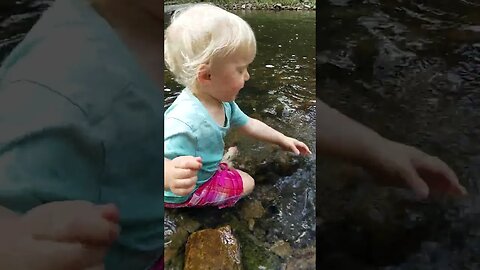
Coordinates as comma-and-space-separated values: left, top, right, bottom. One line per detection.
244, 70, 250, 81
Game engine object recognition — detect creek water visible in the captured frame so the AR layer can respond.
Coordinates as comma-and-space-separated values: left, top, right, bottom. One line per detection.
318, 0, 480, 269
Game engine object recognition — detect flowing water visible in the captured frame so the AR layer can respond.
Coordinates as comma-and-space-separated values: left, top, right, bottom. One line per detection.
318, 0, 480, 269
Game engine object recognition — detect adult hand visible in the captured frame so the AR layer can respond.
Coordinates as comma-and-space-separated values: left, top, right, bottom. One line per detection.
0, 201, 120, 270
367, 139, 467, 199
165, 156, 202, 196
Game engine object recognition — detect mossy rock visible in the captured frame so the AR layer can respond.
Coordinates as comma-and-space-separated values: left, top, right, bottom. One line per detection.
229, 219, 282, 269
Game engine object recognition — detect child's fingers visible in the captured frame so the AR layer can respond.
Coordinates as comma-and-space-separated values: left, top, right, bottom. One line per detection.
292, 140, 311, 155
24, 201, 120, 246
172, 176, 197, 189
31, 213, 120, 246
400, 167, 430, 199
174, 156, 202, 170
300, 144, 312, 155
173, 168, 199, 180
99, 204, 120, 223
26, 240, 107, 270
171, 184, 196, 196
417, 155, 467, 196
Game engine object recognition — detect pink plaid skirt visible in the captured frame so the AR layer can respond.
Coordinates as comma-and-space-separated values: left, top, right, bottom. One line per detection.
164, 163, 244, 209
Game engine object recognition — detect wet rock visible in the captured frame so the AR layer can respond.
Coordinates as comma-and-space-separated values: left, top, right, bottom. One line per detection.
270, 240, 293, 258
248, 219, 255, 231
225, 130, 304, 184
299, 99, 316, 111
184, 225, 242, 270
235, 228, 282, 269
285, 246, 316, 270
253, 184, 279, 203
240, 199, 266, 220
275, 104, 285, 116
164, 210, 201, 266
251, 150, 302, 183
240, 199, 266, 231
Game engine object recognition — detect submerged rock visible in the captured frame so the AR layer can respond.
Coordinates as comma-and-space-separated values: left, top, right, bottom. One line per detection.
184, 225, 242, 270
230, 219, 283, 270
240, 199, 266, 220
240, 199, 266, 232
285, 246, 316, 270
270, 240, 293, 258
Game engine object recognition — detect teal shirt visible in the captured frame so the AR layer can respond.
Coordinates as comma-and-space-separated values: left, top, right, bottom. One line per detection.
164, 89, 249, 203
0, 0, 163, 269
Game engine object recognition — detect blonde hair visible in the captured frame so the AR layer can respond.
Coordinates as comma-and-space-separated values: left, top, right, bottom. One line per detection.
164, 3, 257, 88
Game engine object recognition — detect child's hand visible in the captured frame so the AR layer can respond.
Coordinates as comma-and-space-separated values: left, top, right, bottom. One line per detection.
367, 139, 467, 199
165, 156, 202, 196
21, 201, 120, 245
280, 136, 312, 156
0, 201, 119, 270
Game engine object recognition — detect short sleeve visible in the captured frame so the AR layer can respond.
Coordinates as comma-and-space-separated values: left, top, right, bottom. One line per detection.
229, 101, 249, 127
164, 117, 198, 159
0, 81, 104, 213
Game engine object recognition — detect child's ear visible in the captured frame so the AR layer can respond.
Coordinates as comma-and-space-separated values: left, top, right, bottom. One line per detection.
197, 64, 212, 84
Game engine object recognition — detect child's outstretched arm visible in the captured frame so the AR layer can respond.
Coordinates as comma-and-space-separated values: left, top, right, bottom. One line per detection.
164, 156, 202, 196
317, 99, 467, 198
238, 117, 312, 155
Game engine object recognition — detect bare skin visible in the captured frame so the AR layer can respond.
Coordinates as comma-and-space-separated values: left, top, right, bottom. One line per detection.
221, 146, 255, 196
91, 0, 164, 88
0, 202, 119, 270
317, 99, 467, 198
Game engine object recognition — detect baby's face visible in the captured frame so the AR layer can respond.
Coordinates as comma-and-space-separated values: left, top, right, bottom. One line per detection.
207, 52, 255, 102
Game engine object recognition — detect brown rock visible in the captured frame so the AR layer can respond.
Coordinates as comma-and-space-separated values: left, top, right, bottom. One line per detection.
164, 213, 201, 265
240, 199, 266, 220
285, 246, 316, 270
248, 219, 255, 231
184, 225, 242, 270
270, 240, 293, 258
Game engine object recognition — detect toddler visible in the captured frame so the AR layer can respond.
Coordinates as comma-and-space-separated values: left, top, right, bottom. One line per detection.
164, 3, 311, 208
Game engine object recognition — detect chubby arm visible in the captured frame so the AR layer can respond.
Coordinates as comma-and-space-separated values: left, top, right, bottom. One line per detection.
0, 206, 19, 220
238, 117, 311, 155
238, 117, 285, 145
316, 99, 385, 165
164, 158, 173, 191
317, 99, 466, 198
